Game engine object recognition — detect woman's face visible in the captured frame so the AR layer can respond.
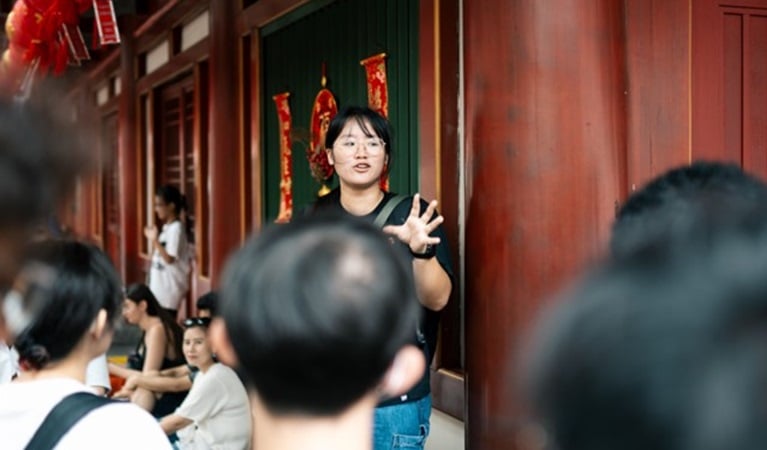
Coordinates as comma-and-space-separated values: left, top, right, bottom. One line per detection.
154, 195, 174, 221
183, 326, 213, 368
121, 298, 144, 324
326, 118, 388, 191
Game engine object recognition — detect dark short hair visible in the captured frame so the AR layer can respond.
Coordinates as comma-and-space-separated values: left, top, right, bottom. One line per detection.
324, 106, 393, 175
528, 202, 767, 450
221, 213, 420, 416
611, 161, 767, 258
195, 291, 218, 316
14, 240, 121, 370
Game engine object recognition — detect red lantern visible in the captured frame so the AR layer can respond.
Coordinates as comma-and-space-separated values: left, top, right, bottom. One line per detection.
2, 0, 94, 81
7, 1, 38, 48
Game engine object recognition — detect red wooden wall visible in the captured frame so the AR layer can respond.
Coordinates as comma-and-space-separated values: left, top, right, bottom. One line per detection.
693, 0, 767, 177
463, 1, 627, 447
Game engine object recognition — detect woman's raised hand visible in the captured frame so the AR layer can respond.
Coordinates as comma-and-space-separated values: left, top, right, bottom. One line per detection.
382, 193, 443, 254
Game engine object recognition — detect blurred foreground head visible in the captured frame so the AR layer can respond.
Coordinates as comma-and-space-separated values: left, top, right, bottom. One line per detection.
216, 214, 423, 417
611, 160, 767, 258
0, 83, 99, 340
527, 198, 767, 450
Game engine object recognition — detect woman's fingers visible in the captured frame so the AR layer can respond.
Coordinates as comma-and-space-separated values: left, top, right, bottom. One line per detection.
426, 214, 444, 233
420, 199, 438, 222
409, 193, 422, 217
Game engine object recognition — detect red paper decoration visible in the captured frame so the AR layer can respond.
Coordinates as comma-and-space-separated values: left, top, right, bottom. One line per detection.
360, 53, 391, 191
0, 0, 99, 93
273, 92, 294, 223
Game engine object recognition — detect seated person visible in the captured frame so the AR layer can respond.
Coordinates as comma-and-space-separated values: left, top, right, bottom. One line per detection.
108, 283, 186, 416
160, 317, 251, 449
210, 215, 426, 450
113, 292, 220, 399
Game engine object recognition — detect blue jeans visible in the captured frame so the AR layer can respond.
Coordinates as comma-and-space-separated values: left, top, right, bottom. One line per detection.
373, 395, 432, 450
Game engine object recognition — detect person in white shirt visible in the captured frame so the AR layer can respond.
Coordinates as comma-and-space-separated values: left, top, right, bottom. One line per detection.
161, 317, 251, 450
145, 184, 191, 319
85, 354, 111, 396
0, 239, 171, 449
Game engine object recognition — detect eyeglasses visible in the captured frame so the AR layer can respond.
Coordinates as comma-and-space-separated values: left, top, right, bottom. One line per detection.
334, 137, 386, 154
183, 317, 211, 328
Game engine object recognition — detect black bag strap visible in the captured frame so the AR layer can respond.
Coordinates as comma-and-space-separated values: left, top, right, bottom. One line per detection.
26, 392, 113, 450
373, 194, 408, 228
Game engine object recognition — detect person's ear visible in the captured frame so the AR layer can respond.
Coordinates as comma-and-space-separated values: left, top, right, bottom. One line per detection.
378, 345, 426, 399
326, 148, 335, 166
90, 309, 108, 339
208, 317, 239, 366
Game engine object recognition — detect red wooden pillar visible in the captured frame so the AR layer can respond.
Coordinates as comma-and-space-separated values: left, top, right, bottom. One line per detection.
208, 1, 242, 284
463, 1, 627, 448
118, 19, 139, 283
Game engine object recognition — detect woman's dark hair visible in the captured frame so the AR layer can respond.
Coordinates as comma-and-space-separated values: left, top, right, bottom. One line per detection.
155, 184, 193, 242
124, 283, 183, 359
155, 185, 187, 215
324, 106, 393, 176
15, 239, 121, 370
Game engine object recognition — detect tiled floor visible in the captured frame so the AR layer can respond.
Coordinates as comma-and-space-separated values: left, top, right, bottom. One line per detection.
426, 409, 464, 450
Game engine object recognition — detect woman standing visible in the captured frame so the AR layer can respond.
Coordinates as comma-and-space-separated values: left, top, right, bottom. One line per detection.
109, 283, 186, 417
161, 317, 251, 450
0, 240, 171, 449
311, 106, 453, 450
145, 185, 191, 319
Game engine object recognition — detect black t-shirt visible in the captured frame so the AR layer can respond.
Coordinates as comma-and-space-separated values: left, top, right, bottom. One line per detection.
311, 188, 455, 406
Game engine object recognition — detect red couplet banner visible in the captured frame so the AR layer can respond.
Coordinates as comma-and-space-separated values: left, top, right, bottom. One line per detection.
93, 0, 120, 45
360, 53, 390, 191
273, 92, 294, 223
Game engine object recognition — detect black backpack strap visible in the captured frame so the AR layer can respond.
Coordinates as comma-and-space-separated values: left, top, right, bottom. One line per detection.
25, 392, 114, 450
373, 194, 409, 228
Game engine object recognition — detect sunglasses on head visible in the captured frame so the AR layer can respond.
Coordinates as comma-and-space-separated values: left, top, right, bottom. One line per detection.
183, 317, 211, 328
